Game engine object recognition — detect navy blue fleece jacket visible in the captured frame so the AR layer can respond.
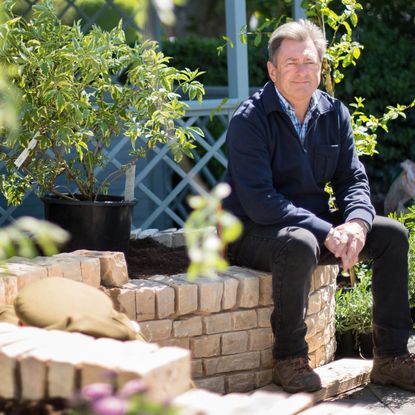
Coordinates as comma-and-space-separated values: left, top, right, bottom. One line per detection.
222, 81, 376, 245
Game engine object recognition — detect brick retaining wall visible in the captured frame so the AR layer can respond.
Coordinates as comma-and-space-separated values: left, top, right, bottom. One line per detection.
0, 228, 339, 395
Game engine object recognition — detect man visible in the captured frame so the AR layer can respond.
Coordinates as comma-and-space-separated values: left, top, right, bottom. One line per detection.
223, 19, 414, 393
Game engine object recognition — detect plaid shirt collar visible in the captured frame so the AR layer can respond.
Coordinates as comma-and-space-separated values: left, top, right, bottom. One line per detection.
275, 87, 318, 144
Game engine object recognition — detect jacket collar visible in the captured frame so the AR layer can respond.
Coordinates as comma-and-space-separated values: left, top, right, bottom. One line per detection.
261, 81, 336, 116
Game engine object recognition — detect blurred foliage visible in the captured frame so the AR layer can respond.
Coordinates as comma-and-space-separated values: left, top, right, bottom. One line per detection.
185, 183, 242, 280
0, 217, 68, 260
161, 35, 269, 87
10, 0, 145, 44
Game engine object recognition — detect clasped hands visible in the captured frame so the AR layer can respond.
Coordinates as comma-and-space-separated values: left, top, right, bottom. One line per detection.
324, 219, 368, 272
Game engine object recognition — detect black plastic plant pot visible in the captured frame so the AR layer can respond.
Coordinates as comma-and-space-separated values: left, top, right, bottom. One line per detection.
335, 330, 359, 359
358, 332, 374, 359
42, 195, 136, 254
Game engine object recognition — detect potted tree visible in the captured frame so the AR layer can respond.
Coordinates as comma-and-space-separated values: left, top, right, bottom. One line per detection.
0, 0, 204, 253
335, 267, 373, 359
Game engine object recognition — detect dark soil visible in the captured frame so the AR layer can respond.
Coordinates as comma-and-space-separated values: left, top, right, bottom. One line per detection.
126, 237, 190, 279
0, 398, 68, 415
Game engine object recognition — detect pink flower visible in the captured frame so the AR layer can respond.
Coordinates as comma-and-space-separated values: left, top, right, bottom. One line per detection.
118, 379, 147, 398
81, 383, 113, 401
91, 396, 126, 415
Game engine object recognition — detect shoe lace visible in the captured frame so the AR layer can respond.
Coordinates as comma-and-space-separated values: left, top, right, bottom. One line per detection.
396, 353, 415, 366
289, 357, 312, 374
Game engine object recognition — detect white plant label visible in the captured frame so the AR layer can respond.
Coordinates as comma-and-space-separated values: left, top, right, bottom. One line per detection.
14, 136, 39, 169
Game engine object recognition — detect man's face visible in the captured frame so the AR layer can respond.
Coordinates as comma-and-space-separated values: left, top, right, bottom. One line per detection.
267, 38, 321, 106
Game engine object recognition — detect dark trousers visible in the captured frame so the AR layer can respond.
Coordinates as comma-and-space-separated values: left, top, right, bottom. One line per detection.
228, 215, 412, 359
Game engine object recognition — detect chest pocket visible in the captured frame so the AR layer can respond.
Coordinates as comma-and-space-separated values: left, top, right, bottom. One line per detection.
313, 144, 340, 184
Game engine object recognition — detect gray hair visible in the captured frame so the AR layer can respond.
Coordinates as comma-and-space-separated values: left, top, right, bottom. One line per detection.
268, 19, 327, 65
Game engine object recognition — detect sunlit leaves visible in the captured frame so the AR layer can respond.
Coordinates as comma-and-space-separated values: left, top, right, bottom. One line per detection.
350, 97, 415, 157
0, 0, 205, 203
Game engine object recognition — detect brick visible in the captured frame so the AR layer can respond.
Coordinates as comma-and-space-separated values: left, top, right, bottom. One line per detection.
0, 262, 46, 291
325, 336, 336, 363
314, 344, 327, 367
152, 283, 175, 319
0, 326, 52, 399
78, 256, 101, 288
307, 289, 322, 315
20, 331, 95, 400
305, 314, 318, 338
0, 278, 5, 304
7, 256, 56, 278
47, 333, 97, 398
34, 257, 64, 277
306, 331, 324, 354
191, 359, 204, 378
321, 285, 331, 306
194, 277, 223, 314
172, 229, 186, 247
194, 376, 225, 394
221, 275, 238, 310
52, 254, 83, 281
231, 309, 257, 330
80, 339, 159, 389
307, 323, 333, 355
140, 320, 172, 342
203, 351, 260, 375
312, 358, 372, 402
309, 351, 316, 369
203, 313, 232, 334
127, 280, 156, 321
103, 287, 135, 320
55, 254, 101, 287
130, 279, 174, 319
260, 348, 274, 369
72, 250, 128, 287
80, 338, 129, 387
223, 267, 259, 308
137, 229, 158, 239
225, 372, 256, 393
221, 331, 248, 355
258, 273, 273, 306
255, 369, 273, 388
151, 231, 173, 247
158, 337, 189, 349
117, 346, 191, 403
0, 275, 18, 305
190, 334, 220, 358
312, 265, 338, 291
248, 328, 273, 351
257, 306, 273, 328
173, 316, 203, 338
150, 274, 198, 316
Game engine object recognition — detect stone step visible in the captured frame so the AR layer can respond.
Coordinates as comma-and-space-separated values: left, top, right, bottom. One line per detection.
172, 358, 372, 415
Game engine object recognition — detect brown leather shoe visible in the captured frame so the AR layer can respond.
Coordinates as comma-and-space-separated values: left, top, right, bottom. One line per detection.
273, 356, 322, 393
371, 353, 415, 392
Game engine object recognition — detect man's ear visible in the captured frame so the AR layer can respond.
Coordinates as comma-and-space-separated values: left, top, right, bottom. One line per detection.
267, 61, 277, 82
